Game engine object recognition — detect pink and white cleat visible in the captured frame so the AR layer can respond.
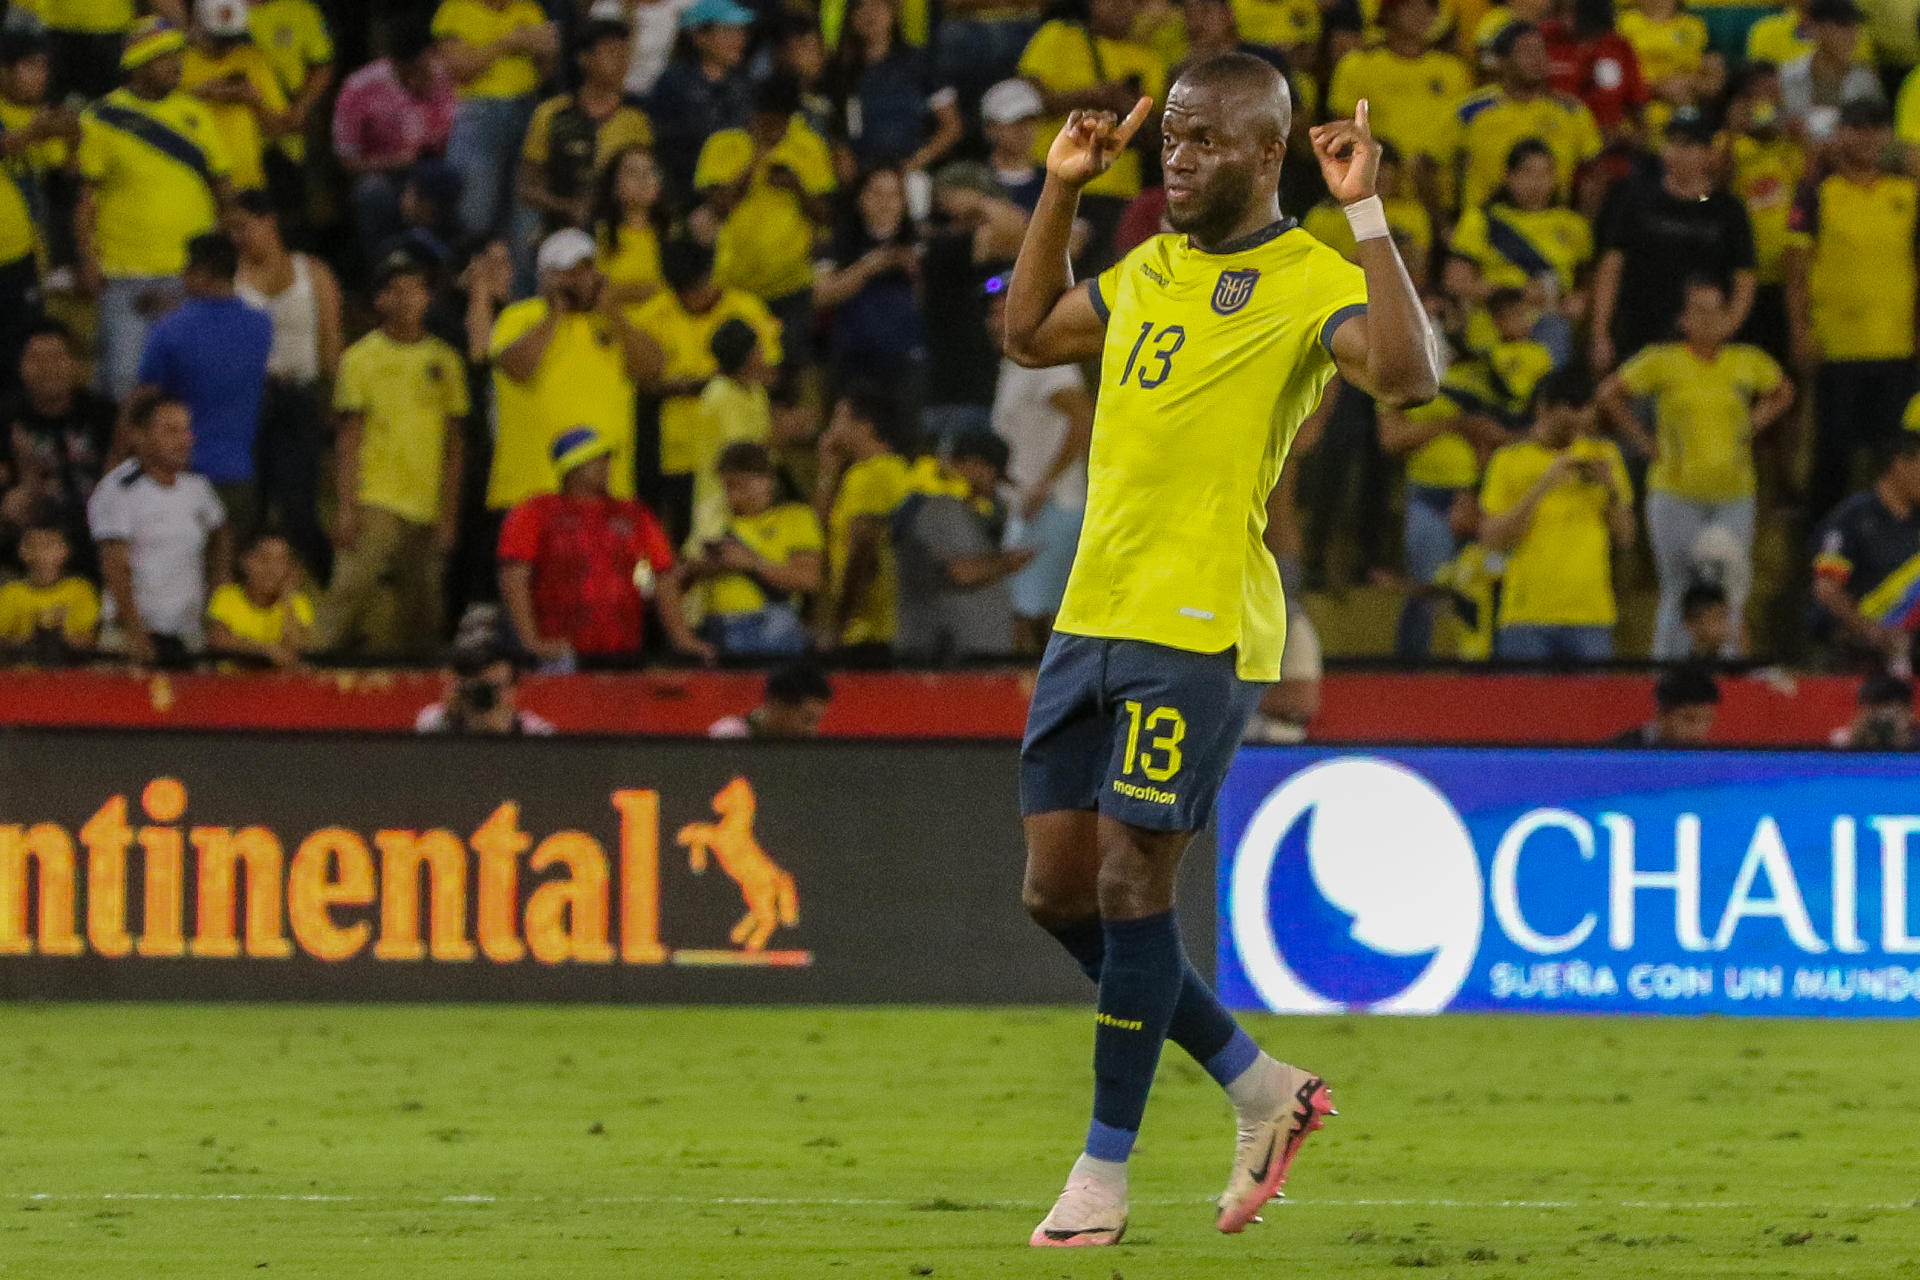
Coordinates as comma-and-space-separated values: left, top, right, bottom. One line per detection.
1214, 1063, 1335, 1234
1029, 1168, 1128, 1247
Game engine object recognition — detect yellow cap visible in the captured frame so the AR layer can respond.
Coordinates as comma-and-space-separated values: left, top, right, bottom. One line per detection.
121, 18, 187, 71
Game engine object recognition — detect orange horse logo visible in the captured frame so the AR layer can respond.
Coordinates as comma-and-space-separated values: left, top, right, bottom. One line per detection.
675, 777, 799, 952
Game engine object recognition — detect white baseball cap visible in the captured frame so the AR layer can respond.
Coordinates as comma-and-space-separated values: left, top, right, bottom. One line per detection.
537, 228, 598, 275
981, 78, 1044, 126
196, 0, 249, 38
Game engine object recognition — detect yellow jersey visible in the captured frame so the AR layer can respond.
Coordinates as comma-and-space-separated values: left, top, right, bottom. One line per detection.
335, 329, 471, 525
1480, 436, 1629, 627
1727, 133, 1804, 286
709, 502, 825, 616
1745, 11, 1872, 68
1787, 173, 1920, 362
830, 451, 912, 646
523, 94, 655, 176
206, 583, 313, 648
487, 300, 639, 509
181, 44, 289, 192
1449, 202, 1592, 293
432, 0, 548, 100
1230, 0, 1322, 47
0, 578, 99, 645
249, 0, 333, 96
1618, 342, 1783, 502
1402, 342, 1550, 488
695, 117, 836, 301
77, 89, 229, 279
1065, 222, 1369, 682
1617, 10, 1706, 85
599, 222, 663, 297
1326, 47, 1472, 166
1302, 195, 1432, 268
1455, 87, 1603, 210
690, 375, 772, 541
0, 102, 47, 264
1018, 21, 1166, 201
35, 0, 132, 35
629, 287, 783, 476
0, 100, 72, 175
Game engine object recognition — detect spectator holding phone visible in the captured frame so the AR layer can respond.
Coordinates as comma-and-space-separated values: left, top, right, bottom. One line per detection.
681, 442, 823, 659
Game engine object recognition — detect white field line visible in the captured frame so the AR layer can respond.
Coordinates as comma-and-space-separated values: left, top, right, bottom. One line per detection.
10, 1191, 1919, 1212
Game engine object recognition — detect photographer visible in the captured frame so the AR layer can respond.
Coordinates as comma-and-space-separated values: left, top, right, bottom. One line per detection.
1830, 673, 1918, 751
415, 612, 555, 736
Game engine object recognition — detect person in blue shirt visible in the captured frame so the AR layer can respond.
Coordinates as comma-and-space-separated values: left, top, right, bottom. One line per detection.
128, 231, 274, 547
645, 0, 755, 201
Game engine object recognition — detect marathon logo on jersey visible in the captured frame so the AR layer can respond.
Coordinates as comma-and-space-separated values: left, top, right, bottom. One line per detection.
1212, 268, 1260, 315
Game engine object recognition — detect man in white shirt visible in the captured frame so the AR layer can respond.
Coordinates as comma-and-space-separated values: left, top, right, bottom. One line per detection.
88, 398, 230, 666
988, 287, 1093, 649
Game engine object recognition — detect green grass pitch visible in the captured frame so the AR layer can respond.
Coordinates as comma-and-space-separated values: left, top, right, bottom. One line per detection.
2, 1005, 1917, 1278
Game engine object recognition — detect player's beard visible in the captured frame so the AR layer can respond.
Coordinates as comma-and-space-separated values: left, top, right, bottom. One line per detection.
1167, 164, 1260, 249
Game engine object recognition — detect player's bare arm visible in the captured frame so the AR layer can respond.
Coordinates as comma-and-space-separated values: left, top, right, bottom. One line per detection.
1314, 101, 1442, 409
1002, 98, 1153, 368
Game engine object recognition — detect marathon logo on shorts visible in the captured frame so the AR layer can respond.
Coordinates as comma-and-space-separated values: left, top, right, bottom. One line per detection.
1212, 268, 1260, 315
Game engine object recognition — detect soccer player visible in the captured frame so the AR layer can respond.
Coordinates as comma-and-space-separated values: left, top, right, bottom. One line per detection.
1003, 54, 1439, 1246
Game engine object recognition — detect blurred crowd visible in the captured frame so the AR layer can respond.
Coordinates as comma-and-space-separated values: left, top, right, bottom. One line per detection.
1, 0, 1920, 687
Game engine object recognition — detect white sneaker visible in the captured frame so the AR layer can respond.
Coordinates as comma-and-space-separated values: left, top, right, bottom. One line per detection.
1215, 1063, 1335, 1234
1029, 1167, 1128, 1247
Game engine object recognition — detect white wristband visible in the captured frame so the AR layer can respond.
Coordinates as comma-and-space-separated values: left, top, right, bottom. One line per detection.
1343, 195, 1390, 242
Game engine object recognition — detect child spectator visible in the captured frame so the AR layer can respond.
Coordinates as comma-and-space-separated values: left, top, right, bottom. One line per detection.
88, 398, 229, 667
0, 523, 100, 659
498, 427, 711, 665
681, 442, 824, 659
315, 253, 468, 658
816, 383, 911, 660
432, 0, 558, 237
518, 11, 653, 238
77, 17, 233, 402
206, 530, 311, 668
630, 236, 782, 542
129, 230, 274, 543
1480, 365, 1634, 664
1600, 276, 1792, 660
181, 0, 290, 194
695, 73, 835, 368
1680, 580, 1734, 662
690, 317, 773, 541
595, 145, 668, 309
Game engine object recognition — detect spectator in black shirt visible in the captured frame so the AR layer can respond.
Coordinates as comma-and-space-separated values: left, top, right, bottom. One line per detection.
2, 321, 114, 571
646, 0, 755, 201
1811, 430, 1920, 672
1607, 664, 1721, 747
1590, 110, 1756, 372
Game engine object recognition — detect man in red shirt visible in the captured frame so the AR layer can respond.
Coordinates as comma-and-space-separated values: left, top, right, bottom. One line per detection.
1543, 0, 1647, 140
498, 427, 713, 665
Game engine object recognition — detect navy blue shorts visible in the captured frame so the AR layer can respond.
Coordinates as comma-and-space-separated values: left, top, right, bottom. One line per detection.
1020, 633, 1267, 833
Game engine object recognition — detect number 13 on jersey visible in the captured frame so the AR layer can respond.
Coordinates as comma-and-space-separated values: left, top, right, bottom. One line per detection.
1118, 322, 1186, 390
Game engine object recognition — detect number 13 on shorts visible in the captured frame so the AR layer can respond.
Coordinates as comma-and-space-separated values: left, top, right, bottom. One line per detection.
1121, 700, 1187, 782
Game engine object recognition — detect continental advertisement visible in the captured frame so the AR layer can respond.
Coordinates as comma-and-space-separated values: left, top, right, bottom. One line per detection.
0, 732, 1087, 1003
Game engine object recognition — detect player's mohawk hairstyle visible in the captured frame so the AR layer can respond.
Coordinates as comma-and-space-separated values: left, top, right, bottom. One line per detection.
1173, 52, 1292, 141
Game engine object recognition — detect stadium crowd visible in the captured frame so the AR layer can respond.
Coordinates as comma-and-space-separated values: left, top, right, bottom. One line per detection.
1, 0, 1919, 685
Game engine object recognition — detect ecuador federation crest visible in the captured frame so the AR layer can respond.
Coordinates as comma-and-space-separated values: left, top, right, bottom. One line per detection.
1212, 268, 1260, 315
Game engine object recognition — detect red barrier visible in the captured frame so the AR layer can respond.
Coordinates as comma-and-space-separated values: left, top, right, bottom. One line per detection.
0, 667, 1867, 745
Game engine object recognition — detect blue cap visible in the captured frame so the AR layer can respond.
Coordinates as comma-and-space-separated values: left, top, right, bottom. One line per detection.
680, 0, 754, 28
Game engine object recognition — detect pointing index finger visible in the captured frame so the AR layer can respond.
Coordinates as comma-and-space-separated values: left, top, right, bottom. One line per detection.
1111, 96, 1155, 148
1355, 98, 1371, 136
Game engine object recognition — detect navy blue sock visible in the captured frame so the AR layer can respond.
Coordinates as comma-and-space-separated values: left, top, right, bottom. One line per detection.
1049, 918, 1251, 1086
1086, 912, 1185, 1163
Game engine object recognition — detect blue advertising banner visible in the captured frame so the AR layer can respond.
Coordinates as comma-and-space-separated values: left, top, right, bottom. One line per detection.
1216, 747, 1920, 1017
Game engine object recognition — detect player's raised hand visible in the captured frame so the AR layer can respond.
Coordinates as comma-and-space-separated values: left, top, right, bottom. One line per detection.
1045, 97, 1154, 189
1309, 98, 1382, 206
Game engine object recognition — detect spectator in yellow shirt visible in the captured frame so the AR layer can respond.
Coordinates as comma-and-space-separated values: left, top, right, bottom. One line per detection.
1600, 277, 1793, 659
1617, 0, 1714, 125
1450, 138, 1592, 361
594, 145, 666, 308
76, 17, 233, 402
1454, 22, 1603, 211
816, 383, 912, 658
1786, 98, 1919, 527
316, 254, 469, 658
629, 235, 783, 542
181, 0, 289, 192
1302, 141, 1432, 284
432, 0, 558, 237
689, 317, 775, 541
247, 0, 334, 163
1746, 0, 1872, 72
1723, 65, 1803, 364
40, 0, 149, 101
680, 441, 824, 659
1327, 0, 1472, 220
695, 74, 835, 369
1480, 365, 1635, 663
518, 12, 653, 238
0, 522, 99, 657
206, 529, 312, 667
